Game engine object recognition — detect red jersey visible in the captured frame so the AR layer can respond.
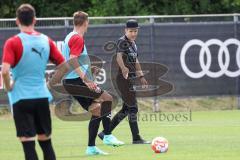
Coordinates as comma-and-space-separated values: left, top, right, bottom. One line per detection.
2, 31, 65, 67
68, 34, 84, 56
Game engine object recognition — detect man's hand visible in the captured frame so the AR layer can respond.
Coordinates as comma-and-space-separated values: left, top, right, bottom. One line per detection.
140, 76, 148, 89
83, 79, 97, 91
2, 62, 13, 92
121, 66, 129, 79
5, 81, 14, 92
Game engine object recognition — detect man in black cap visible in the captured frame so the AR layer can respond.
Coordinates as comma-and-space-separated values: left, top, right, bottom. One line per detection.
99, 19, 150, 144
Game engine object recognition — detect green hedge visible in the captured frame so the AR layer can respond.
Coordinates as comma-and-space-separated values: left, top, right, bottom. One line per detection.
1, 0, 240, 18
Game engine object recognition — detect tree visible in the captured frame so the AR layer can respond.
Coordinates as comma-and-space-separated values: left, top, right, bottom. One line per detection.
0, 0, 240, 18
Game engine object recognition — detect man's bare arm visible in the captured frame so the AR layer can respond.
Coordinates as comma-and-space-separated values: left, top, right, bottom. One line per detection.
117, 52, 129, 79
69, 55, 87, 80
135, 58, 144, 77
1, 63, 13, 92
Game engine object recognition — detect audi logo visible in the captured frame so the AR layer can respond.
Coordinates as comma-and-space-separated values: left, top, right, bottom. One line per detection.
180, 38, 240, 78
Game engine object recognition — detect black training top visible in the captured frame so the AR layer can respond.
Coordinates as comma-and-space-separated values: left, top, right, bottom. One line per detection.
116, 35, 138, 77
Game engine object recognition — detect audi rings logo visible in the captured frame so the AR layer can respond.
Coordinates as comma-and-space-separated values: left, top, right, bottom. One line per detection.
180, 38, 240, 78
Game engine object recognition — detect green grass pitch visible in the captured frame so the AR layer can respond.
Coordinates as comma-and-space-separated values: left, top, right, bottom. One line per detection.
0, 110, 240, 160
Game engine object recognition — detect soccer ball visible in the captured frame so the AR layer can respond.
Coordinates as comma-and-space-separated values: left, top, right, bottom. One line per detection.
151, 137, 168, 153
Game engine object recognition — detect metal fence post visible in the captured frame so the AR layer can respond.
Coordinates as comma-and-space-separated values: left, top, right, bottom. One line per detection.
233, 14, 240, 110
149, 17, 160, 112
153, 97, 160, 112
233, 14, 238, 23
149, 17, 155, 24
64, 18, 69, 27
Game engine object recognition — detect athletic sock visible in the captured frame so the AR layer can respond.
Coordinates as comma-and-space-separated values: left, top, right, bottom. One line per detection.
38, 139, 56, 160
21, 141, 39, 160
101, 101, 112, 135
88, 115, 101, 146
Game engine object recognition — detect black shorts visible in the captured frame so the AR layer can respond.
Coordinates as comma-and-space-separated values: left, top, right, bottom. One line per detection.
13, 98, 52, 137
63, 77, 104, 110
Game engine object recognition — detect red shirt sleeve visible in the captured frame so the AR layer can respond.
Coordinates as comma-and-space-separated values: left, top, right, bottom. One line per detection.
48, 38, 65, 65
68, 34, 84, 56
2, 36, 23, 67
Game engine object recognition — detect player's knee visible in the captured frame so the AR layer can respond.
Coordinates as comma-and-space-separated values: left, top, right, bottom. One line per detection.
107, 94, 113, 102
19, 136, 35, 142
89, 103, 101, 116
128, 105, 138, 122
128, 104, 138, 114
37, 134, 51, 141
102, 92, 113, 102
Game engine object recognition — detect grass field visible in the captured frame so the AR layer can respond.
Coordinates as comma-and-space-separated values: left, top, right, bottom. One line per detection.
0, 110, 240, 160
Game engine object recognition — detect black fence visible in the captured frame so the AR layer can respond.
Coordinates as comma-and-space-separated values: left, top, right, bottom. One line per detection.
1, 22, 240, 105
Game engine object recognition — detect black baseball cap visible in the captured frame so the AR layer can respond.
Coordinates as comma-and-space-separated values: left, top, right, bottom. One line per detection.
125, 19, 139, 28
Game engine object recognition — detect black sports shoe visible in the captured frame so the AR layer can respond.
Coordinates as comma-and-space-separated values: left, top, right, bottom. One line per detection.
98, 131, 105, 140
132, 135, 151, 144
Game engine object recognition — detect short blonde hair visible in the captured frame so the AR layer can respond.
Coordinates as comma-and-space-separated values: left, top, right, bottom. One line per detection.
73, 11, 88, 26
